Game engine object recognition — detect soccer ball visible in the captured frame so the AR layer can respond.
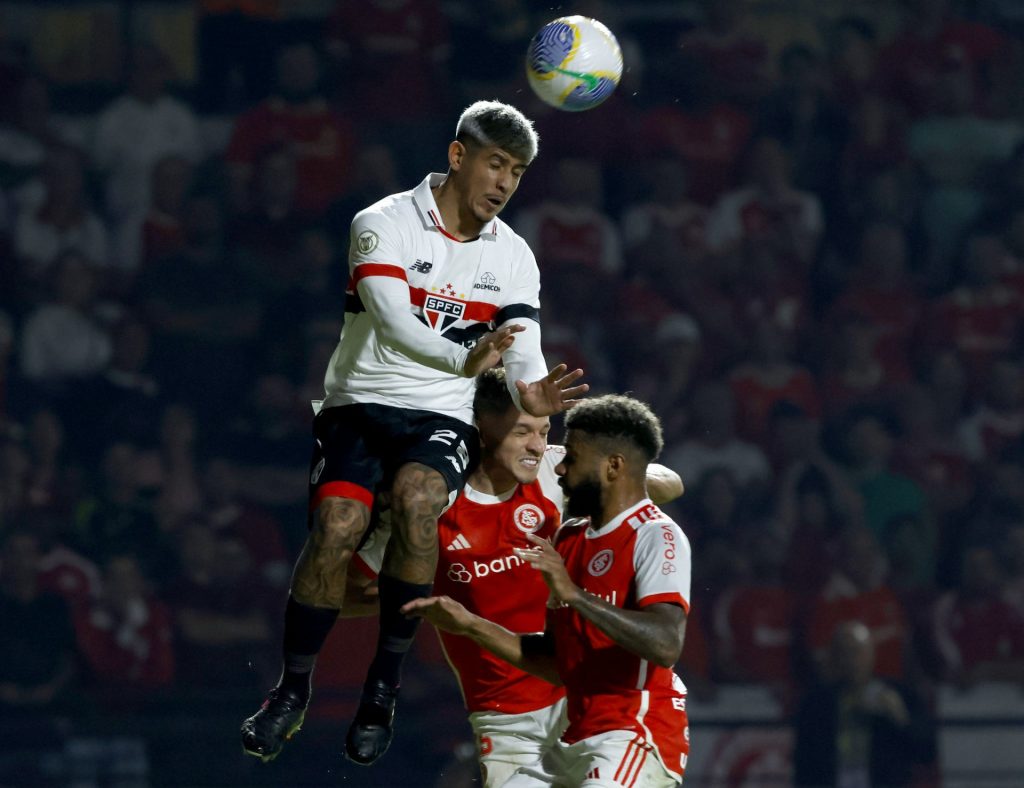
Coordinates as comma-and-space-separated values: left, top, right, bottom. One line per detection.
525, 16, 623, 112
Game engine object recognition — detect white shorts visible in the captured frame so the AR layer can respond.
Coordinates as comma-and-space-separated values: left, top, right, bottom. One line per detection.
469, 699, 568, 788
503, 730, 681, 787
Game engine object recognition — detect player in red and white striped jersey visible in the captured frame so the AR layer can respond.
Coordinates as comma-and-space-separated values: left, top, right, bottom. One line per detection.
406, 395, 692, 786
241, 101, 588, 768
351, 371, 684, 787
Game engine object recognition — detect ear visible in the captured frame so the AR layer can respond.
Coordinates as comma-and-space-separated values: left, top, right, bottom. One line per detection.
605, 454, 626, 481
448, 140, 466, 172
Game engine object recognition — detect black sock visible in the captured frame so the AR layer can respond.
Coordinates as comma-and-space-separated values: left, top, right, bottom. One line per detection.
366, 575, 432, 689
279, 596, 339, 702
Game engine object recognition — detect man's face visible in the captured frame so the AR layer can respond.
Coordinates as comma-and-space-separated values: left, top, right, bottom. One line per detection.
478, 407, 549, 487
556, 430, 605, 521
454, 143, 527, 224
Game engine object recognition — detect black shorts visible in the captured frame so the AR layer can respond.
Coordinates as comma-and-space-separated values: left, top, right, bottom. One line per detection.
306, 402, 479, 522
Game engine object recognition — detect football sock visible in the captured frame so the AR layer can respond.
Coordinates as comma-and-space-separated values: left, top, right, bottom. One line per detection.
279, 595, 339, 702
366, 575, 433, 689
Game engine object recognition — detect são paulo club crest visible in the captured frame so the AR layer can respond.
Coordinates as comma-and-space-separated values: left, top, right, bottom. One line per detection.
513, 504, 545, 533
588, 549, 615, 576
423, 283, 465, 333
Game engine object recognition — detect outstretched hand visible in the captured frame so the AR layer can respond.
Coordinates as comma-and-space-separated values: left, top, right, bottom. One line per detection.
401, 595, 475, 635
516, 364, 588, 417
463, 325, 525, 377
513, 533, 580, 605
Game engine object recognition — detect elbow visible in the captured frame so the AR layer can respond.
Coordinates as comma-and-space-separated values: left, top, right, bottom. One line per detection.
654, 635, 686, 668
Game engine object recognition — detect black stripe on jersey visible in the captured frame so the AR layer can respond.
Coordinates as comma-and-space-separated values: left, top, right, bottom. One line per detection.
495, 303, 541, 325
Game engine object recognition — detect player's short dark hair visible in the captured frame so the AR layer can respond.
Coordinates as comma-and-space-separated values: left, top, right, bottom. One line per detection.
456, 100, 539, 164
474, 367, 514, 418
564, 395, 664, 463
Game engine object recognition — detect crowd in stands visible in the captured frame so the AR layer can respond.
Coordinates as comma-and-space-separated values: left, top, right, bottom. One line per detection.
2, 0, 1024, 784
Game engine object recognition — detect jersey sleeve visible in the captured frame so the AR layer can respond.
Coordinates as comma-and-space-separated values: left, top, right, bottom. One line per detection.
538, 445, 565, 513
633, 520, 692, 613
349, 210, 469, 375
497, 243, 548, 406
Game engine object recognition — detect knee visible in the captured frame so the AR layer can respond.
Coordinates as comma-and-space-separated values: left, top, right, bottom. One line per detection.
392, 464, 450, 517
313, 496, 369, 548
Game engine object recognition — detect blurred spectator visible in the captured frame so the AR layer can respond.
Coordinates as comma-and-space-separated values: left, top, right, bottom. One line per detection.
447, 0, 531, 103
220, 373, 308, 510
757, 43, 848, 202
892, 384, 974, 520
34, 512, 101, 614
827, 16, 882, 105
728, 319, 821, 447
932, 545, 1024, 686
0, 436, 30, 527
12, 144, 109, 293
820, 313, 905, 418
325, 0, 451, 122
956, 356, 1024, 464
842, 407, 928, 542
793, 621, 935, 788
663, 379, 771, 495
93, 45, 203, 225
226, 42, 356, 219
147, 403, 204, 530
0, 311, 15, 423
75, 315, 163, 462
22, 407, 79, 519
0, 74, 74, 200
879, 0, 1012, 117
621, 158, 710, 279
196, 0, 281, 112
326, 142, 402, 233
909, 65, 1022, 283
166, 523, 276, 690
828, 220, 923, 379
641, 59, 754, 206
676, 0, 770, 108
70, 441, 168, 578
19, 252, 112, 388
137, 195, 260, 415
808, 525, 909, 679
0, 529, 77, 713
227, 143, 308, 295
74, 553, 175, 694
707, 136, 824, 275
202, 456, 291, 589
712, 529, 795, 685
113, 154, 193, 278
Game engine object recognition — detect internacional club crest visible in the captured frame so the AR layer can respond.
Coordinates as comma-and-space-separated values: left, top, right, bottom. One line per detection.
588, 549, 614, 577
513, 504, 545, 533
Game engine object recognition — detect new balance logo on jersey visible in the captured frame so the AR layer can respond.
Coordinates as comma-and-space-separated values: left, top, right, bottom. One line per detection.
473, 271, 501, 291
446, 534, 471, 551
409, 259, 433, 273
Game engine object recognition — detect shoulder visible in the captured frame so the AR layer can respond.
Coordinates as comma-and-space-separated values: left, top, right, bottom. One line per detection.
495, 218, 536, 259
351, 189, 415, 232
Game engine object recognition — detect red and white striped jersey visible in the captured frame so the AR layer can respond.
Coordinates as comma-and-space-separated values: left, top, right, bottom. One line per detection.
355, 446, 567, 714
322, 173, 547, 424
553, 500, 692, 781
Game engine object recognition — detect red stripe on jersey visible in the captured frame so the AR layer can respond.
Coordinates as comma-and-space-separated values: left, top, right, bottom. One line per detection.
350, 263, 408, 286
638, 592, 690, 613
615, 739, 642, 782
428, 209, 464, 242
310, 481, 374, 511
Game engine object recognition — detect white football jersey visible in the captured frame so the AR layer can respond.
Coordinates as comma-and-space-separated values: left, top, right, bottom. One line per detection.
322, 173, 547, 424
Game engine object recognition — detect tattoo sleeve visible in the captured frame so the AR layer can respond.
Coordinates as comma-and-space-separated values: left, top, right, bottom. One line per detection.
567, 596, 687, 668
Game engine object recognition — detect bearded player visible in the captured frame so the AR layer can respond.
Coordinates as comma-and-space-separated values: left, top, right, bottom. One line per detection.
406, 394, 691, 787
350, 371, 683, 785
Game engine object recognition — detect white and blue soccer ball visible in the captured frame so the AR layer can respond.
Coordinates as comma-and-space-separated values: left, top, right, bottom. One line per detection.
525, 16, 623, 112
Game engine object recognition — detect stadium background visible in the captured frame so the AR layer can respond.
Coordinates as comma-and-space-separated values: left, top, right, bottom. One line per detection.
1, 0, 1023, 785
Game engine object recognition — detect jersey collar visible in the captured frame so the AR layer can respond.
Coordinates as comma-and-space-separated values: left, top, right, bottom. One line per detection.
586, 498, 656, 538
414, 173, 499, 241
462, 480, 518, 504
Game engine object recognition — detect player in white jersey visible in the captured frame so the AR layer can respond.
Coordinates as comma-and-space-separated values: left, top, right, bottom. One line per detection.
349, 370, 684, 787
240, 101, 587, 767
405, 395, 692, 787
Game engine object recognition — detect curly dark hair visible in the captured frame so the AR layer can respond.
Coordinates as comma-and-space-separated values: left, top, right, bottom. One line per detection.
473, 367, 513, 418
564, 394, 664, 462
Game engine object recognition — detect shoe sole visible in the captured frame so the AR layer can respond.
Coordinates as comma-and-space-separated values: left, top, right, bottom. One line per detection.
241, 711, 306, 763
